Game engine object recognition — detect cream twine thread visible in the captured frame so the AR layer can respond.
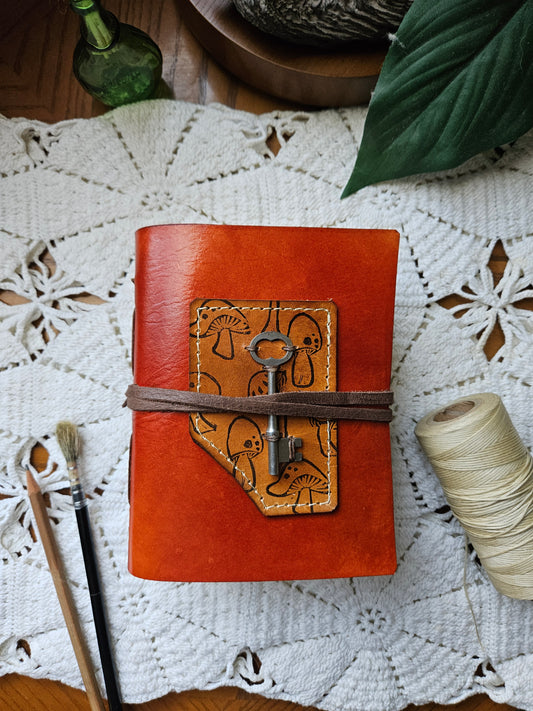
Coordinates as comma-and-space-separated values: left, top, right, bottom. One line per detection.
415, 393, 533, 600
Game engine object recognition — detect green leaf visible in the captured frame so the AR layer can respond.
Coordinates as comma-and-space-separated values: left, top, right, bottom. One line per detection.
342, 0, 533, 197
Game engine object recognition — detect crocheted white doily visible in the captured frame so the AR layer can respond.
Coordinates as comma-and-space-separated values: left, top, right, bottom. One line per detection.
0, 100, 532, 709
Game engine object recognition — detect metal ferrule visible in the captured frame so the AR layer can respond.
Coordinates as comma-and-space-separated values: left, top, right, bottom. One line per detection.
70, 482, 87, 510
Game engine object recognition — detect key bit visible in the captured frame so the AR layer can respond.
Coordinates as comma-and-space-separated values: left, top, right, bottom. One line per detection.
278, 436, 303, 464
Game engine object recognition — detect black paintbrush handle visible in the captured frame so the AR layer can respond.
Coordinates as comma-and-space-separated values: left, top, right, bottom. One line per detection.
74, 492, 123, 711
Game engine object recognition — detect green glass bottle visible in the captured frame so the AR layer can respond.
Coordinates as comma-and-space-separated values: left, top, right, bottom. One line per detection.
71, 0, 163, 107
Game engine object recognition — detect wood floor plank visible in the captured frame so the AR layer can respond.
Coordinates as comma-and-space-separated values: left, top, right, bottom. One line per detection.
0, 675, 516, 711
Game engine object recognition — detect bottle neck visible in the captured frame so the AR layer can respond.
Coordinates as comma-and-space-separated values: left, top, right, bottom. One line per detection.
70, 0, 116, 50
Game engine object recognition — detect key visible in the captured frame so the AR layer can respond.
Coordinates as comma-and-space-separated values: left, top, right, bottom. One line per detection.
247, 331, 301, 476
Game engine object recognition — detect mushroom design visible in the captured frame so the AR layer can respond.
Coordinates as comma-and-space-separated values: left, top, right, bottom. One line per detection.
287, 313, 323, 388
226, 416, 264, 492
266, 458, 329, 514
247, 367, 287, 397
260, 300, 281, 333
309, 417, 338, 458
191, 299, 250, 360
189, 371, 221, 435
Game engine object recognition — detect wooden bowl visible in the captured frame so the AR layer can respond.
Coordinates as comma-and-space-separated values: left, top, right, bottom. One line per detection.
176, 0, 387, 106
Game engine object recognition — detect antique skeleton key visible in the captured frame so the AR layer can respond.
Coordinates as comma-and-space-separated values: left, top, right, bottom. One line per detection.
247, 331, 303, 476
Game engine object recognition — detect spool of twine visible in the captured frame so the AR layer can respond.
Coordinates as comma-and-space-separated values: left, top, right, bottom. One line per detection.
415, 393, 533, 600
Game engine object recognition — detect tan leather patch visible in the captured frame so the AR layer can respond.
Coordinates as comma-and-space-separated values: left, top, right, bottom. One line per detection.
188, 299, 337, 516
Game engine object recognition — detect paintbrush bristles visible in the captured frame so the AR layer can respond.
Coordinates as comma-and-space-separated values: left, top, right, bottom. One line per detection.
56, 421, 81, 464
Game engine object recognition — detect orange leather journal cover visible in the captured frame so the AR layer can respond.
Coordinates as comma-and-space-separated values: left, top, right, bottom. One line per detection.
128, 224, 399, 581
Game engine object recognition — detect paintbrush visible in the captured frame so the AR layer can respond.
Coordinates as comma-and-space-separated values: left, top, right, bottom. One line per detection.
56, 421, 123, 711
26, 469, 106, 711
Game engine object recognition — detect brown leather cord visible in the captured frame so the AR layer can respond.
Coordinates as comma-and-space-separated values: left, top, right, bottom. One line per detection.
125, 384, 394, 422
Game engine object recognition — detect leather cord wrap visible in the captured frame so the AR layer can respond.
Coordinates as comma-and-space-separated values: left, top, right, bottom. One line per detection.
125, 384, 394, 422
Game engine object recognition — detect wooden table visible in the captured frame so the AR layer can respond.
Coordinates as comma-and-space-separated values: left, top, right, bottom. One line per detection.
0, 1, 519, 710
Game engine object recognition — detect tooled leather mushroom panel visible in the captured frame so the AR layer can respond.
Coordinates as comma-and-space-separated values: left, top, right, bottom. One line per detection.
188, 298, 338, 516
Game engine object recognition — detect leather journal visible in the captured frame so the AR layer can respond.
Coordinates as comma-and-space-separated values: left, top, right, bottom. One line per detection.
127, 224, 399, 581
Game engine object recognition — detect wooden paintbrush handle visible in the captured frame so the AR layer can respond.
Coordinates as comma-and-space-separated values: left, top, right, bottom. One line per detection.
25, 471, 106, 711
